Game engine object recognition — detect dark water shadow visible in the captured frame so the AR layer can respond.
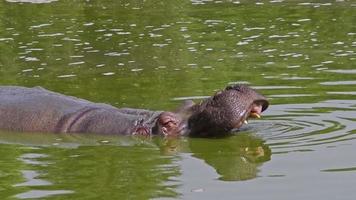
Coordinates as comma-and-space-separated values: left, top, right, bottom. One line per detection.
156, 133, 271, 181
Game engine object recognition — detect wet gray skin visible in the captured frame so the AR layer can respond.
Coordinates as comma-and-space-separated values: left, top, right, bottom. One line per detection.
181, 84, 269, 137
0, 84, 268, 137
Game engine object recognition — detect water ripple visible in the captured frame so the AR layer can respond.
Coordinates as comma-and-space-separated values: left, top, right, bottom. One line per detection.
15, 190, 74, 199
325, 69, 356, 74
13, 152, 75, 199
320, 81, 356, 85
255, 100, 356, 153
6, 0, 57, 3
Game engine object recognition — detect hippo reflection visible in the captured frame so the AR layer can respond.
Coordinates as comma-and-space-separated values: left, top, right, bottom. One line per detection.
0, 85, 268, 137
156, 134, 271, 181
188, 134, 271, 181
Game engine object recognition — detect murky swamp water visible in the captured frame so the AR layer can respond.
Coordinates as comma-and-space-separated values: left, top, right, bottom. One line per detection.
0, 0, 355, 199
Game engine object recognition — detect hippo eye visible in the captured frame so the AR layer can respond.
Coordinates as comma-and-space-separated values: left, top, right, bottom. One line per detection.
215, 90, 222, 95
163, 121, 177, 129
225, 85, 233, 90
213, 91, 223, 100
163, 120, 176, 128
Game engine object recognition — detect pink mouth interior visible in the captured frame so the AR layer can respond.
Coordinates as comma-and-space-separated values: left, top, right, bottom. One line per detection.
250, 104, 262, 117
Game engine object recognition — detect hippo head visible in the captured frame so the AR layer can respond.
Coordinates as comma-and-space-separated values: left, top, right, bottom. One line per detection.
154, 84, 269, 137
187, 84, 269, 137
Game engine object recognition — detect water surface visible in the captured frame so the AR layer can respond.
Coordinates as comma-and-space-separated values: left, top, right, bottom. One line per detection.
0, 0, 355, 199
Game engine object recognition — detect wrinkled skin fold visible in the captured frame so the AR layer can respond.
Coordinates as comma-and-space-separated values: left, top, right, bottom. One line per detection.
0, 85, 268, 137
184, 84, 269, 137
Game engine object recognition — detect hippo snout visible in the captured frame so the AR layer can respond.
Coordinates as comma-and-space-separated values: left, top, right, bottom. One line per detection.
188, 84, 269, 137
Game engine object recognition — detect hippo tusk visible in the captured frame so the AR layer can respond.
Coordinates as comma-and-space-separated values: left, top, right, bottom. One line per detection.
249, 112, 261, 119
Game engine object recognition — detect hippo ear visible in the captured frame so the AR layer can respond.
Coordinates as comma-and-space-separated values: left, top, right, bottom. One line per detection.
157, 112, 182, 136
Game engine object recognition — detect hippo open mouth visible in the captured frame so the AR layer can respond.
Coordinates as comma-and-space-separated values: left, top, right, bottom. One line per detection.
243, 99, 269, 125
185, 84, 269, 137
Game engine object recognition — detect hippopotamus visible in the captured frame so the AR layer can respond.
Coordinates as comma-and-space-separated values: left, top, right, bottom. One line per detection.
0, 85, 268, 137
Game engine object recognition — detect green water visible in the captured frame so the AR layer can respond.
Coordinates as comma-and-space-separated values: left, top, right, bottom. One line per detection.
0, 0, 355, 199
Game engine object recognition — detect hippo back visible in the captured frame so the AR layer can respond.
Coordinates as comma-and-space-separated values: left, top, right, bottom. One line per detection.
0, 86, 161, 135
0, 86, 99, 133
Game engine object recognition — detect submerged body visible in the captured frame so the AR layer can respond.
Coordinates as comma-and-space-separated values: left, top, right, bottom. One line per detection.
0, 86, 159, 135
0, 85, 269, 137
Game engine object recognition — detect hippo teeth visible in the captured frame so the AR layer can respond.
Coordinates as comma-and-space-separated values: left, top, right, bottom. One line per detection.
243, 120, 248, 124
250, 112, 261, 119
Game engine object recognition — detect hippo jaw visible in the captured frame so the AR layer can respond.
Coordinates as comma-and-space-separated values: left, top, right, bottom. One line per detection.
233, 98, 269, 129
187, 84, 269, 137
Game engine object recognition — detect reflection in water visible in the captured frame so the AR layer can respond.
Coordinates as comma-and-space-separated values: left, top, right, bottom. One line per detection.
14, 170, 51, 187
13, 152, 74, 199
321, 167, 356, 173
15, 190, 74, 199
187, 134, 271, 181
0, 145, 28, 199
0, 133, 180, 199
39, 146, 179, 199
157, 134, 271, 181
6, 0, 57, 3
